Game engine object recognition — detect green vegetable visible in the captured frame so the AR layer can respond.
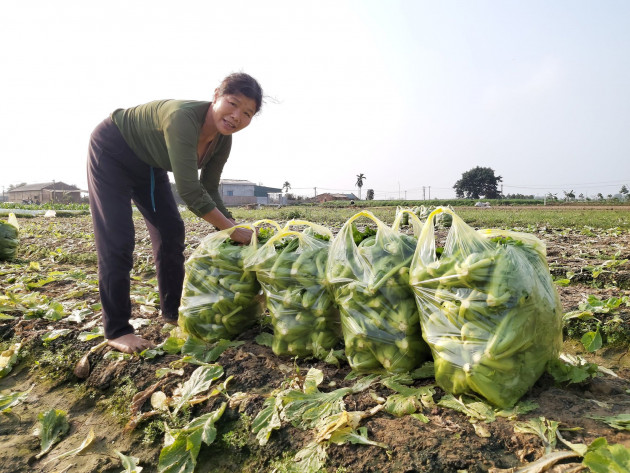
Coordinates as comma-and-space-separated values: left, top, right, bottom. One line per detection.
158, 402, 226, 473
582, 437, 630, 472
410, 208, 563, 408
179, 222, 278, 343
246, 221, 340, 358
36, 409, 70, 459
0, 214, 19, 261
327, 210, 430, 373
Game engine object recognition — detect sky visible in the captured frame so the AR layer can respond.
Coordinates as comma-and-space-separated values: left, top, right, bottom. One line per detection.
1, 0, 629, 200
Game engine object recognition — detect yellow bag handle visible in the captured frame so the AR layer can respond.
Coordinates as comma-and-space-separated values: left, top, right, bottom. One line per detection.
392, 208, 423, 236
283, 219, 333, 239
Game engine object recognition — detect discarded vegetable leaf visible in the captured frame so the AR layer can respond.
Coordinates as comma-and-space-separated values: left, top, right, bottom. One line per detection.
171, 365, 223, 415
36, 408, 70, 459
586, 413, 630, 431
158, 403, 226, 473
0, 385, 33, 413
582, 437, 630, 473
44, 428, 95, 464
513, 416, 559, 454
114, 449, 143, 473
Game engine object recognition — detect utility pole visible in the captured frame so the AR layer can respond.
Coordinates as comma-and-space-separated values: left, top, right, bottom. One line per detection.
428, 186, 431, 200
314, 187, 317, 197
52, 180, 55, 203
422, 186, 426, 200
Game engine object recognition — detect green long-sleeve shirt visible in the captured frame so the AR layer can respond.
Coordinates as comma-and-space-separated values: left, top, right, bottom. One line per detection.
111, 100, 232, 218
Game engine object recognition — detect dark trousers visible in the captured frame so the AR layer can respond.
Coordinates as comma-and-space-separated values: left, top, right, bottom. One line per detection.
87, 118, 185, 339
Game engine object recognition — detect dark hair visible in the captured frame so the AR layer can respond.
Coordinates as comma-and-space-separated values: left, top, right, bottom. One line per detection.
216, 72, 263, 114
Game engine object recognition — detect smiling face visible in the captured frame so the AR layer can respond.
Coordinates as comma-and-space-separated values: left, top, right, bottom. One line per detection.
211, 92, 257, 135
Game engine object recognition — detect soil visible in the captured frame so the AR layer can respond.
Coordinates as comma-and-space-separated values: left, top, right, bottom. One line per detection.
1, 215, 629, 473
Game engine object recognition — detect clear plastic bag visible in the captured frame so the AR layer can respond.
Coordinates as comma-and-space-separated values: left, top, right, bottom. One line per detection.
0, 213, 19, 261
245, 220, 340, 357
409, 207, 563, 408
327, 210, 430, 373
178, 221, 279, 342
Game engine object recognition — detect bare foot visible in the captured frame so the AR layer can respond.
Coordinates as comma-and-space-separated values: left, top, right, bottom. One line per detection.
107, 334, 155, 354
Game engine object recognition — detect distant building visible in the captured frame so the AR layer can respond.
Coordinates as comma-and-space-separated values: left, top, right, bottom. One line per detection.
312, 192, 358, 203
219, 179, 257, 206
170, 179, 282, 207
255, 184, 283, 205
8, 182, 82, 204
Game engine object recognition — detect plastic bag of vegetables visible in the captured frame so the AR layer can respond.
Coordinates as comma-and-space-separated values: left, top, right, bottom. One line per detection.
179, 221, 279, 342
409, 207, 563, 408
0, 213, 19, 261
326, 210, 430, 373
245, 220, 340, 358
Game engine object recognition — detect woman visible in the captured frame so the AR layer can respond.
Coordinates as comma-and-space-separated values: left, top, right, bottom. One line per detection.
87, 72, 263, 354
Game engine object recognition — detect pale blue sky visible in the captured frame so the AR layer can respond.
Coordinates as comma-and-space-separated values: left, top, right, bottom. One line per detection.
1, 0, 629, 199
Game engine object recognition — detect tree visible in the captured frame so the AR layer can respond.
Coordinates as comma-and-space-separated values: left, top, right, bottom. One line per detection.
621, 185, 629, 201
355, 173, 366, 200
597, 193, 604, 201
366, 188, 375, 200
563, 190, 575, 201
282, 181, 291, 193
453, 167, 502, 199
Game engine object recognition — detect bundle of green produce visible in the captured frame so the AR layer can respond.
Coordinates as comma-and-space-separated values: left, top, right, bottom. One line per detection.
179, 221, 280, 342
245, 220, 340, 357
326, 210, 430, 373
409, 207, 563, 408
0, 214, 19, 261
396, 205, 452, 228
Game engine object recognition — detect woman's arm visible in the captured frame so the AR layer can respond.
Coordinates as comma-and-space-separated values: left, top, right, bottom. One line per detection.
202, 208, 253, 244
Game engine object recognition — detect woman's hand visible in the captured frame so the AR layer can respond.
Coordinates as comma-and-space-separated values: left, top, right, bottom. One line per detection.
229, 227, 253, 244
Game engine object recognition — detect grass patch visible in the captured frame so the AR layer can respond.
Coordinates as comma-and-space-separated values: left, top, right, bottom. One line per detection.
98, 376, 138, 425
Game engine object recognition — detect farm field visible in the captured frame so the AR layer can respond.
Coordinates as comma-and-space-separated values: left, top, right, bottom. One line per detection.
1, 205, 629, 473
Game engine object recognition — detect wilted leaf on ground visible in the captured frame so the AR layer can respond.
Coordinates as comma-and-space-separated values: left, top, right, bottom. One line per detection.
36, 408, 70, 459
44, 428, 95, 464
329, 425, 388, 449
251, 395, 283, 446
254, 332, 273, 347
384, 393, 420, 417
582, 437, 630, 473
114, 449, 143, 473
171, 365, 223, 415
0, 342, 21, 379
586, 413, 630, 431
513, 416, 559, 454
158, 403, 226, 473
316, 405, 384, 444
438, 394, 496, 424
282, 373, 378, 429
0, 385, 33, 413
41, 329, 72, 342
78, 327, 104, 341
546, 356, 599, 384
288, 441, 327, 473
495, 400, 539, 420
581, 326, 603, 352
181, 337, 244, 364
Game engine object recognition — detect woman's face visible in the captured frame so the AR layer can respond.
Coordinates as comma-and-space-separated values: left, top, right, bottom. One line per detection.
211, 92, 257, 135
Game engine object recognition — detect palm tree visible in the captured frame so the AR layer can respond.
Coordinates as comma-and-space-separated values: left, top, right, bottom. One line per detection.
355, 173, 366, 200
282, 181, 291, 193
